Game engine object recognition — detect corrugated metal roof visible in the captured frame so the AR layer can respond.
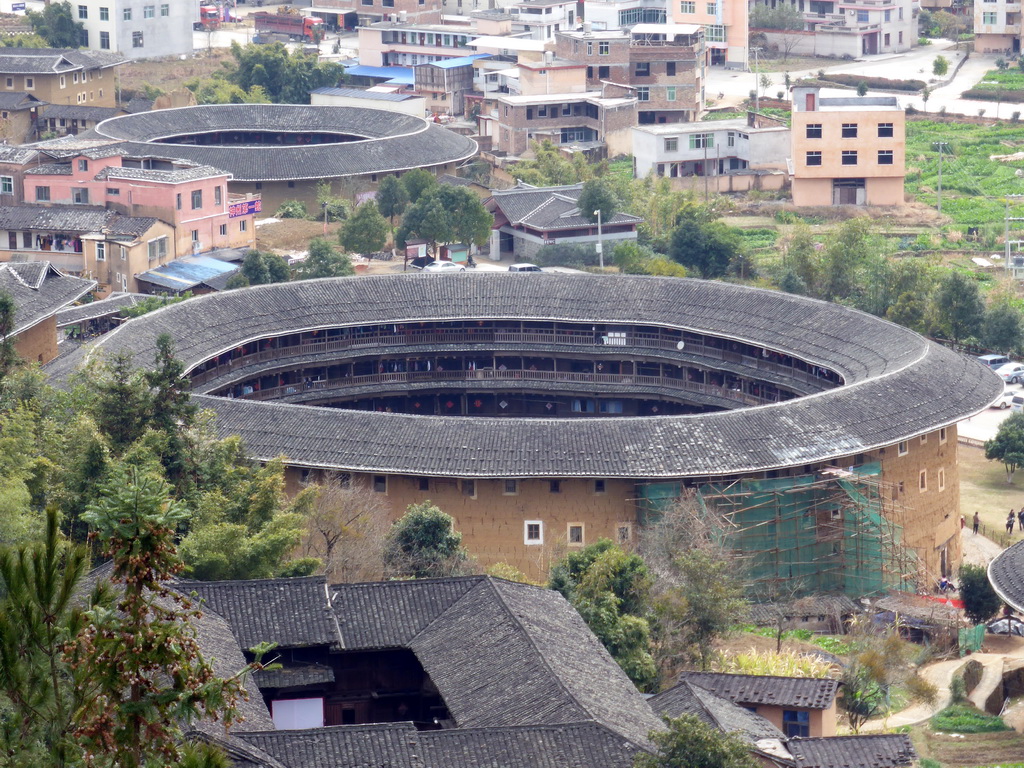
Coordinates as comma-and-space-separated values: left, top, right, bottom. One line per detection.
135, 255, 238, 291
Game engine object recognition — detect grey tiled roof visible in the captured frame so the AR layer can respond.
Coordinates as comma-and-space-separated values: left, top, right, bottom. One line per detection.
490, 183, 642, 230
749, 595, 859, 625
91, 104, 478, 182
0, 204, 156, 237
97, 164, 229, 183
417, 722, 645, 768
251, 663, 335, 689
0, 145, 39, 164
25, 163, 73, 175
0, 91, 43, 110
177, 576, 343, 652
406, 577, 664, 746
56, 291, 145, 327
989, 539, 1024, 612
38, 104, 122, 123
677, 672, 840, 710
0, 261, 95, 335
70, 273, 1000, 479
123, 96, 154, 114
330, 576, 480, 648
0, 48, 125, 74
789, 735, 916, 768
648, 680, 785, 743
232, 723, 421, 768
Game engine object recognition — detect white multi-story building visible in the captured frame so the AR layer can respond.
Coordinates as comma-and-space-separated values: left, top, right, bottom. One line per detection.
750, 0, 916, 57
76, 0, 193, 60
975, 0, 1021, 54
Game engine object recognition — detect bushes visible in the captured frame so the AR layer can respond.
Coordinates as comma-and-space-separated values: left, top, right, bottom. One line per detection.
930, 704, 1011, 733
818, 73, 926, 92
276, 200, 308, 219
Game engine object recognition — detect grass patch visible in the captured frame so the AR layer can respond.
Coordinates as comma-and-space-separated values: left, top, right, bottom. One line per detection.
931, 705, 1011, 734
963, 68, 1024, 102
912, 726, 1024, 768
958, 444, 1022, 540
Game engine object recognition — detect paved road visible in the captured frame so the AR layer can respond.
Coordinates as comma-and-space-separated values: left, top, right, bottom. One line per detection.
705, 40, 1021, 119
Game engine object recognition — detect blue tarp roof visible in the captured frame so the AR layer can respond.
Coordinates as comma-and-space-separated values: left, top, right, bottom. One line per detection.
429, 53, 491, 69
344, 65, 415, 84
136, 255, 238, 292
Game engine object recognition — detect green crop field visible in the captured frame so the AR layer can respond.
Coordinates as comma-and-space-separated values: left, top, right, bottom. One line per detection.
905, 119, 1024, 229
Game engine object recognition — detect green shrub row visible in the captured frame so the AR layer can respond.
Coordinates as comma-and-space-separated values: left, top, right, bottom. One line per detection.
819, 73, 926, 91
962, 87, 1024, 102
930, 704, 1011, 733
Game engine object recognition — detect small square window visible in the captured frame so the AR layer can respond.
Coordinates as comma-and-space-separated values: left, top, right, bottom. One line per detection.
635, 62, 650, 77
462, 479, 476, 497
878, 122, 894, 138
161, 2, 169, 14
665, 137, 678, 152
806, 123, 822, 139
240, 220, 248, 232
78, 158, 88, 171
191, 189, 203, 209
806, 151, 822, 166
783, 711, 810, 739
549, 480, 561, 493
938, 468, 946, 492
219, 223, 227, 236
841, 123, 858, 138
418, 477, 430, 491
920, 433, 928, 445
594, 479, 606, 494
35, 186, 50, 202
503, 479, 518, 495
4, 78, 11, 88
124, 7, 132, 20
176, 193, 182, 210
24, 78, 33, 90
72, 187, 89, 204
898, 441, 908, 456
143, 5, 155, 18
100, 6, 109, 20
100, 31, 110, 49
132, 31, 144, 48
568, 524, 584, 545
524, 520, 543, 545
919, 470, 927, 492
841, 150, 858, 166
78, 5, 88, 19
0, 176, 13, 195
939, 427, 948, 444
373, 475, 387, 493
214, 186, 222, 206
598, 41, 609, 55
878, 150, 894, 165
191, 229, 199, 243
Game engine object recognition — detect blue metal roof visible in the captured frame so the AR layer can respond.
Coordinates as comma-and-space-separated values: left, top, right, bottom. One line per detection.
136, 255, 238, 292
429, 53, 491, 69
344, 65, 415, 84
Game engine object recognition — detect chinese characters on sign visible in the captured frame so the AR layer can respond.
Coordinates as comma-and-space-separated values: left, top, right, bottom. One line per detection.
228, 199, 262, 218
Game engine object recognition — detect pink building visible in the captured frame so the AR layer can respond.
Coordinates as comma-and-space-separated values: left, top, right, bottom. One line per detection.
23, 152, 258, 258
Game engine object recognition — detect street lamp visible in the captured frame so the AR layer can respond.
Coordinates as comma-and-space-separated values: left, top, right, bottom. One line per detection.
594, 209, 603, 269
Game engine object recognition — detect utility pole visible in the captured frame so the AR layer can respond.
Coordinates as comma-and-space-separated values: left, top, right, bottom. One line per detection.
1004, 194, 1024, 271
751, 47, 762, 113
594, 208, 604, 269
703, 140, 709, 200
932, 142, 949, 215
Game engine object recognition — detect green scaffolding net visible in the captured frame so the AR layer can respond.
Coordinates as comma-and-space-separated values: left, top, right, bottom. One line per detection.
637, 464, 920, 598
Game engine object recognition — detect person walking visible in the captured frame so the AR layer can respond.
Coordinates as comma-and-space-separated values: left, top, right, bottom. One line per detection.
1018, 508, 1024, 533
1007, 511, 1016, 535
973, 510, 980, 534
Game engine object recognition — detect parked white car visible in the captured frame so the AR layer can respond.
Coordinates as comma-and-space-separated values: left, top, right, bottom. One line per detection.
995, 362, 1024, 384
422, 260, 466, 273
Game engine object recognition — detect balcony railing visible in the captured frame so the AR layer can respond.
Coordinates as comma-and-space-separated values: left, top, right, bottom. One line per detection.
188, 329, 840, 391
230, 367, 779, 408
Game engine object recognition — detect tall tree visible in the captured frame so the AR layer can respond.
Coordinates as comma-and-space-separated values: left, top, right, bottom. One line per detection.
228, 41, 343, 104
376, 175, 408, 225
633, 714, 757, 768
0, 290, 18, 382
396, 195, 452, 255
228, 250, 291, 288
76, 465, 251, 767
0, 510, 100, 767
383, 501, 469, 579
935, 271, 985, 344
146, 334, 198, 487
293, 238, 354, 280
959, 563, 1002, 625
982, 300, 1024, 355
27, 1, 84, 48
91, 351, 151, 454
669, 218, 742, 279
985, 411, 1024, 483
437, 186, 493, 247
577, 179, 618, 225
340, 201, 389, 255
400, 168, 438, 205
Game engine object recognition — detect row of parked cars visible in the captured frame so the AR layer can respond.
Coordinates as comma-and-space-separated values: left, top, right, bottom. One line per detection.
980, 355, 1024, 410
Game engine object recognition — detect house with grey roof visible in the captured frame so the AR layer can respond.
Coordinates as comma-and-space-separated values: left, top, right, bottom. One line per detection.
674, 672, 842, 739
0, 205, 172, 295
0, 260, 94, 364
486, 181, 641, 260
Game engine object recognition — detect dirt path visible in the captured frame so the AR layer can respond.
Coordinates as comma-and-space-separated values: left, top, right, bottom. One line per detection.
960, 529, 1006, 569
